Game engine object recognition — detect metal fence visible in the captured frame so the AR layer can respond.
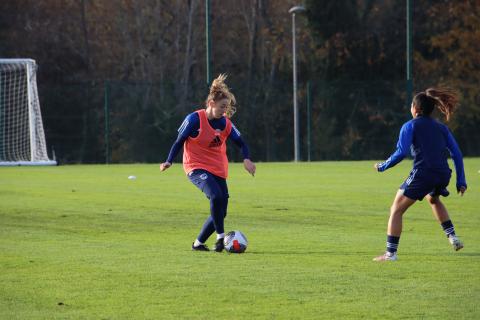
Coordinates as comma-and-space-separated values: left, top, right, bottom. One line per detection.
39, 79, 475, 164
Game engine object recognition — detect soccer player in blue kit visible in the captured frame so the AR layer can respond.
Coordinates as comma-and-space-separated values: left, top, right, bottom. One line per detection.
160, 74, 256, 252
373, 88, 467, 261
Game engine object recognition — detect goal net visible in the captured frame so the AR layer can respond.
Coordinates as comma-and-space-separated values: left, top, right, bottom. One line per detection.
0, 59, 56, 166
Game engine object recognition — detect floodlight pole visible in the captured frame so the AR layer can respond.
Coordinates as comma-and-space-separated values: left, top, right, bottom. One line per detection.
406, 0, 413, 107
307, 80, 312, 162
289, 6, 305, 162
104, 80, 110, 164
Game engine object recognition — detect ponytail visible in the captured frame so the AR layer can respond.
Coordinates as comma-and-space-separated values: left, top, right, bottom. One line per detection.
425, 87, 459, 121
206, 74, 237, 117
413, 87, 459, 121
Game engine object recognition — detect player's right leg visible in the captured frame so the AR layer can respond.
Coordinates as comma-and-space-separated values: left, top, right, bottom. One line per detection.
188, 169, 228, 252
427, 170, 463, 251
426, 194, 464, 251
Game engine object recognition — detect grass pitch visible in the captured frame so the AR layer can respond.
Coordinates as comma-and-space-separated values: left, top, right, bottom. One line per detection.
1, 160, 479, 319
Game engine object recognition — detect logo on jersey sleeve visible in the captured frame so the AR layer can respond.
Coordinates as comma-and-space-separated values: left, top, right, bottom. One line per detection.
178, 118, 189, 134
232, 124, 241, 136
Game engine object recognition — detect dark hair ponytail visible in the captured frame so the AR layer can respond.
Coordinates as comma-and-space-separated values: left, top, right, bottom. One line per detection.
412, 87, 459, 121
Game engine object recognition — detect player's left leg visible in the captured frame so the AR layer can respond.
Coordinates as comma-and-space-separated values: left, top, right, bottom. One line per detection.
374, 190, 416, 261
215, 176, 229, 220
212, 175, 229, 252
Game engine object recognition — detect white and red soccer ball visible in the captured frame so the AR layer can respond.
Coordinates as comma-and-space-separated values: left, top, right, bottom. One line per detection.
224, 230, 248, 253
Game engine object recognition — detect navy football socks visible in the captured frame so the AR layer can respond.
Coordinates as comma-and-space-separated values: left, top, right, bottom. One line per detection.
386, 235, 400, 253
441, 220, 456, 237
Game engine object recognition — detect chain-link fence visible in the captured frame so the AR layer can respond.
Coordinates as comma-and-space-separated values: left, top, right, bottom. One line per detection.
39, 79, 434, 164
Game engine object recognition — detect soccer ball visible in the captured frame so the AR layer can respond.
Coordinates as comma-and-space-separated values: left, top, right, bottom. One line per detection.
224, 230, 248, 253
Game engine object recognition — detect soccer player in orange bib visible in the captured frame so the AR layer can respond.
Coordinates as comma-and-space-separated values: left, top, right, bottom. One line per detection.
160, 74, 256, 252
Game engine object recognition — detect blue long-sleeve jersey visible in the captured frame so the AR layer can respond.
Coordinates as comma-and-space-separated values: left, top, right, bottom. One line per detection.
377, 116, 466, 190
166, 112, 250, 163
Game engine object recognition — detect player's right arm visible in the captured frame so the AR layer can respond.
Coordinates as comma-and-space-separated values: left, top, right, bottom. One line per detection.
160, 113, 199, 172
375, 121, 413, 172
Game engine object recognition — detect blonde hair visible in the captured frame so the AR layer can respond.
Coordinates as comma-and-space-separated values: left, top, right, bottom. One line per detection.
413, 87, 459, 121
206, 74, 236, 117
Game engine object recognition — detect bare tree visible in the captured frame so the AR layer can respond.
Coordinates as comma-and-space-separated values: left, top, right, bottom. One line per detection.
240, 0, 258, 103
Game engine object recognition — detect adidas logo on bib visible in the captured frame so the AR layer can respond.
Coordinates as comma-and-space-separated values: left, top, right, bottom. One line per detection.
208, 136, 222, 148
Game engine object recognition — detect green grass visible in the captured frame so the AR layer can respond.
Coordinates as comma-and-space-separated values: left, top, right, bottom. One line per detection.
1, 160, 479, 319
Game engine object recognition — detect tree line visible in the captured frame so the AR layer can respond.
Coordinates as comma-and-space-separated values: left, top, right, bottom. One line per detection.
1, 0, 478, 163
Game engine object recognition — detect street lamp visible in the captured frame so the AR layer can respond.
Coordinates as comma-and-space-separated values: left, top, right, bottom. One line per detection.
289, 5, 306, 162
206, 0, 212, 86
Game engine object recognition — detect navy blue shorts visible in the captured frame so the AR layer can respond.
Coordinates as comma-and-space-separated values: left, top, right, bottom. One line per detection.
400, 168, 451, 201
187, 169, 229, 200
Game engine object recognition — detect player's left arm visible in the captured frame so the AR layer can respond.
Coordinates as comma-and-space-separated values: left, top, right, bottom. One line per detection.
229, 123, 256, 176
375, 122, 413, 172
445, 128, 467, 194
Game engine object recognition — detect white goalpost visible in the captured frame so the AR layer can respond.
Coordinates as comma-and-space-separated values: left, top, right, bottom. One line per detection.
0, 59, 56, 166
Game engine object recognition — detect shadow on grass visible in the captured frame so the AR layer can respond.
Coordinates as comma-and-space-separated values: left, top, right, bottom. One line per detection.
243, 250, 480, 257
246, 250, 371, 255
454, 252, 480, 256
407, 251, 480, 257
